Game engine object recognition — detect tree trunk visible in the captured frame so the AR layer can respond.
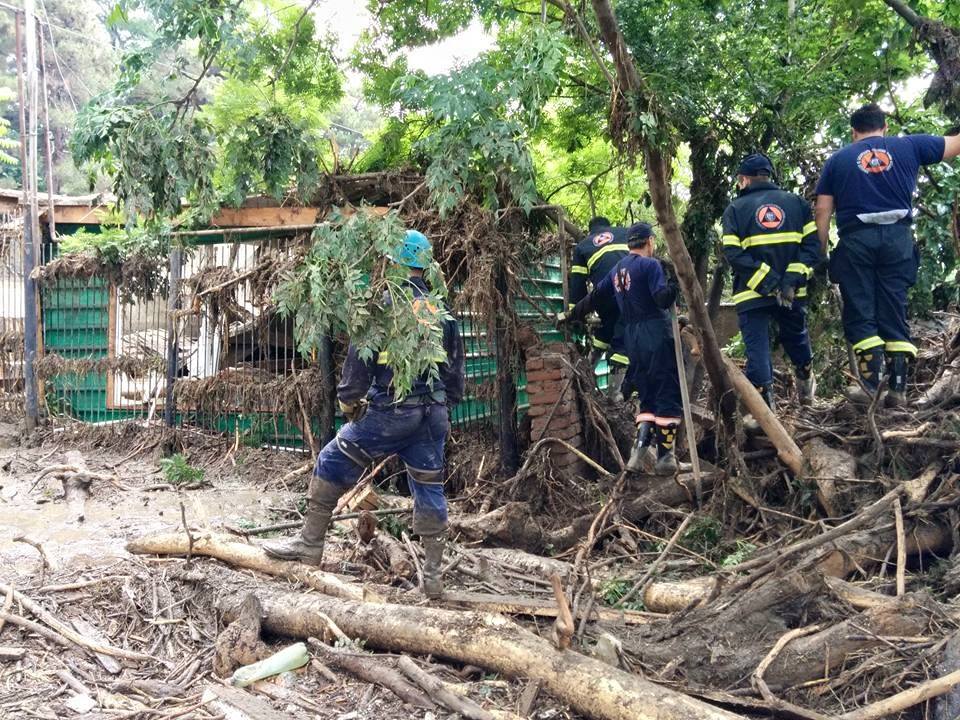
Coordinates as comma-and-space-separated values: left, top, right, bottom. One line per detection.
589, 0, 736, 426
219, 591, 745, 720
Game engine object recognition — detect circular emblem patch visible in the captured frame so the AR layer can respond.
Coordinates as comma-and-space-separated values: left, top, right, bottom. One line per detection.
857, 148, 893, 174
613, 268, 631, 293
592, 231, 614, 247
756, 204, 785, 230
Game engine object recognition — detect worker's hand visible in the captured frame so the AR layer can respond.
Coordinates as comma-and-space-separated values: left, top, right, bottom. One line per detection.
777, 284, 796, 308
339, 399, 367, 423
555, 311, 569, 325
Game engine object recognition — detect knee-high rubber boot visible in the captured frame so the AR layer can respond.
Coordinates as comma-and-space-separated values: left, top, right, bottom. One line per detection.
845, 348, 885, 404
885, 353, 909, 407
420, 532, 446, 599
653, 422, 680, 476
743, 384, 775, 434
795, 363, 816, 407
626, 420, 654, 473
262, 476, 344, 565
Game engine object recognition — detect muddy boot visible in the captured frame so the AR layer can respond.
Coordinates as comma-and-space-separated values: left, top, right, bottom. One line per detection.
743, 385, 774, 434
653, 422, 679, 476
420, 532, 446, 599
844, 348, 885, 404
262, 476, 344, 565
606, 364, 627, 403
796, 363, 816, 407
885, 352, 909, 407
626, 419, 654, 473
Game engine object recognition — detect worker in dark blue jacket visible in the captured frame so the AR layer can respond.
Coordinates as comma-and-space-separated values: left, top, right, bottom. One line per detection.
816, 103, 960, 405
264, 230, 465, 599
722, 154, 821, 419
567, 216, 630, 399
569, 222, 681, 475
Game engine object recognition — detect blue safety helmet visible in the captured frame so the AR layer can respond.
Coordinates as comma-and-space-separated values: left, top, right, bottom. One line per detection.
389, 229, 432, 269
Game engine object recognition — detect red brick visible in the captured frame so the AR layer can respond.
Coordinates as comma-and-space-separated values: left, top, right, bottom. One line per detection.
542, 355, 566, 370
526, 357, 544, 371
526, 368, 563, 383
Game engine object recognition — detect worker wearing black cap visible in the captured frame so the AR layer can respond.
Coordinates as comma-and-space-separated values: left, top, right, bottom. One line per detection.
566, 216, 631, 400
568, 222, 682, 475
721, 154, 821, 420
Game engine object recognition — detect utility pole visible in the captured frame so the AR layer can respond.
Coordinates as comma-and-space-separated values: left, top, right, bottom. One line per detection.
20, 0, 41, 431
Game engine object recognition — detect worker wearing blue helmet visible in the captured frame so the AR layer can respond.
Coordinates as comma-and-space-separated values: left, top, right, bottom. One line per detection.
265, 229, 465, 599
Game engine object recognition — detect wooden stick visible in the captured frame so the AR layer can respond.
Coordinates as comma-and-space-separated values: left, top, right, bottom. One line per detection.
671, 309, 703, 503
0, 583, 13, 637
0, 583, 156, 663
397, 655, 524, 720
893, 497, 906, 597
306, 638, 434, 709
835, 667, 960, 720
750, 625, 829, 720
723, 358, 803, 474
617, 512, 693, 608
549, 574, 574, 651
0, 647, 25, 661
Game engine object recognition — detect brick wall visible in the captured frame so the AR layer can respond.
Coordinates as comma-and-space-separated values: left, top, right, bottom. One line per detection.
525, 342, 585, 473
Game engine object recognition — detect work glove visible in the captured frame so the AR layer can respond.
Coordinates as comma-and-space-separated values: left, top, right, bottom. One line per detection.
756, 270, 783, 298
339, 399, 367, 423
777, 282, 797, 308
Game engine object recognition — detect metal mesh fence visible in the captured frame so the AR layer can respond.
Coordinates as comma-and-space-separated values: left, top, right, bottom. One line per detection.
0, 202, 24, 419
31, 229, 568, 448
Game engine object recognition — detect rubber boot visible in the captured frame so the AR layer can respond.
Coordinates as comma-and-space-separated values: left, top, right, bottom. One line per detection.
653, 422, 679, 476
421, 532, 446, 599
796, 363, 816, 407
845, 348, 885, 404
626, 420, 654, 473
262, 476, 344, 565
607, 364, 627, 403
885, 353, 909, 407
743, 384, 774, 434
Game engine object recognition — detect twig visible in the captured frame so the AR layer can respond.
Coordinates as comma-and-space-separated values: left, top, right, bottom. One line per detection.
402, 531, 424, 590
272, 0, 320, 87
12, 535, 51, 579
225, 507, 411, 537
835, 667, 960, 720
751, 624, 829, 720
179, 499, 194, 568
520, 437, 611, 476
616, 512, 694, 608
0, 584, 13, 637
893, 497, 906, 597
549, 574, 574, 651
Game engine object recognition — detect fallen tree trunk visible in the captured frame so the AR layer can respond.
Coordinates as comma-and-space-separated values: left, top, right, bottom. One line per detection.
801, 437, 857, 517
126, 533, 384, 603
218, 590, 744, 720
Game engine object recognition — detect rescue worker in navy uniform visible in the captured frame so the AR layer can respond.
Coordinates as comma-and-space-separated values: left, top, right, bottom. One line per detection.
264, 230, 465, 599
815, 103, 960, 405
721, 154, 821, 419
567, 216, 630, 399
569, 222, 681, 475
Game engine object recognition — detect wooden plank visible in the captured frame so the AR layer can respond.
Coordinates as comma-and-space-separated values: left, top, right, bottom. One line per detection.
209, 206, 322, 228
443, 591, 660, 626
201, 683, 285, 720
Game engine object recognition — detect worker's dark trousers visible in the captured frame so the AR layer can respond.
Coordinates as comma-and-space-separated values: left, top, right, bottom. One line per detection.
623, 317, 682, 423
737, 303, 813, 388
592, 295, 629, 368
830, 224, 919, 358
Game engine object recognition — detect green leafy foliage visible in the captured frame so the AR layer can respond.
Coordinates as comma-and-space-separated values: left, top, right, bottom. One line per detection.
598, 578, 644, 610
159, 453, 205, 486
274, 211, 451, 399
720, 540, 757, 568
395, 24, 566, 215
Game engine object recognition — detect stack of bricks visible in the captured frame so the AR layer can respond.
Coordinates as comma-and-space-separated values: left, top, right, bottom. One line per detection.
525, 342, 585, 472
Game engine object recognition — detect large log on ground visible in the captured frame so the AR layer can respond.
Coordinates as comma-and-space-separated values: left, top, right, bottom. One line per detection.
801, 437, 857, 517
219, 590, 744, 720
126, 533, 384, 603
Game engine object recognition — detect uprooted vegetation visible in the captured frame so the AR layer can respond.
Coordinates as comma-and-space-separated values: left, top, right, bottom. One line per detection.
1, 310, 960, 719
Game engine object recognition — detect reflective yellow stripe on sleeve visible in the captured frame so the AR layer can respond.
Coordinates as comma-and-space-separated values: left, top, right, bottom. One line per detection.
722, 234, 742, 248
586, 244, 629, 271
742, 232, 802, 248
571, 265, 589, 275
609, 353, 630, 366
787, 262, 813, 278
796, 286, 808, 298
803, 222, 817, 236
746, 263, 771, 291
592, 338, 611, 350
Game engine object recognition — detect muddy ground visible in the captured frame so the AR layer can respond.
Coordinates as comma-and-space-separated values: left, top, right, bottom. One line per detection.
0, 422, 575, 720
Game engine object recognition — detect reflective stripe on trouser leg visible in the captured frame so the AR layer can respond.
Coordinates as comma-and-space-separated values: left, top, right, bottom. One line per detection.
406, 464, 448, 536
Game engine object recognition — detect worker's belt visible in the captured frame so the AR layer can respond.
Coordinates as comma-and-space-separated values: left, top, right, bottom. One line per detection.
838, 216, 912, 236
394, 390, 447, 408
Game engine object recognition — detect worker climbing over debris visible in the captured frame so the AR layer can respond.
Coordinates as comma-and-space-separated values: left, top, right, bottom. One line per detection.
721, 153, 820, 426
263, 229, 465, 599
815, 103, 960, 405
565, 216, 630, 400
568, 222, 681, 475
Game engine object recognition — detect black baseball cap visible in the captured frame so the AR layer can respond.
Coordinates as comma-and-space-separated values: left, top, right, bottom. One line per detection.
626, 222, 653, 247
738, 153, 774, 176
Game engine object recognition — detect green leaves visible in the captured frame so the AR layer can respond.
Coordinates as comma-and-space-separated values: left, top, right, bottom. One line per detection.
274, 211, 451, 399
